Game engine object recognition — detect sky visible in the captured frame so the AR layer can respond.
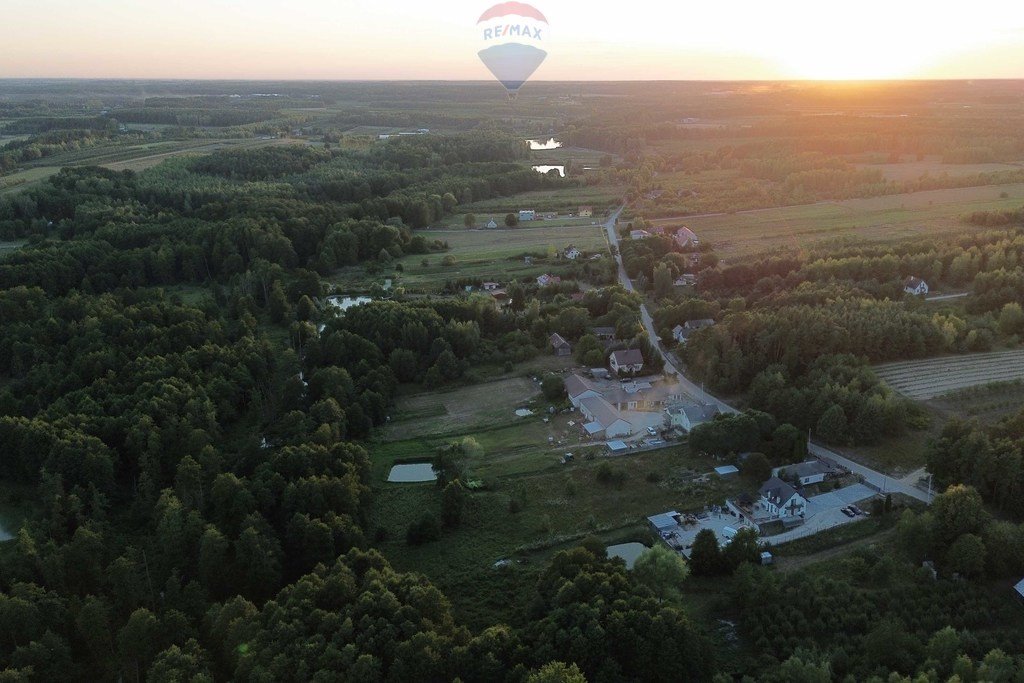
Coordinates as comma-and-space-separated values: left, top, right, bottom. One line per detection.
3, 0, 1024, 81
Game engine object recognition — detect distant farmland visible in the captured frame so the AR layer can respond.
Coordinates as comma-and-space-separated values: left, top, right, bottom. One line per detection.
658, 183, 1024, 256
875, 350, 1024, 400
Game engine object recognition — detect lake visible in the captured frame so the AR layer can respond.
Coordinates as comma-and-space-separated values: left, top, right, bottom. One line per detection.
532, 165, 565, 177
606, 542, 650, 569
527, 138, 562, 150
327, 295, 372, 313
387, 463, 438, 483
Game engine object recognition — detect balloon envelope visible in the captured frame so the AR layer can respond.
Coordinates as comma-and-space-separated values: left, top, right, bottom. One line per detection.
478, 43, 548, 96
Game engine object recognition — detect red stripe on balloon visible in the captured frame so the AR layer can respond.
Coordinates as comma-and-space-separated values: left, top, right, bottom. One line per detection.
477, 2, 548, 24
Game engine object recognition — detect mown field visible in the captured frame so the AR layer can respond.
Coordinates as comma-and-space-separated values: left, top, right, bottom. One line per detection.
875, 349, 1024, 400
857, 157, 1024, 181
655, 183, 1024, 255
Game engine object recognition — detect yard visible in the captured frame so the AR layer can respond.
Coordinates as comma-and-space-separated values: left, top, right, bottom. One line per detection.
369, 442, 739, 629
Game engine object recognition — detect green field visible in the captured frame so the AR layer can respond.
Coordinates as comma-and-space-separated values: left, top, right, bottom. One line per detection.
332, 224, 609, 293
0, 166, 61, 195
654, 183, 1024, 256
440, 185, 622, 225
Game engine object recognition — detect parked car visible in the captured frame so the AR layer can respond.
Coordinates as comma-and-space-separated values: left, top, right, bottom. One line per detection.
841, 507, 856, 517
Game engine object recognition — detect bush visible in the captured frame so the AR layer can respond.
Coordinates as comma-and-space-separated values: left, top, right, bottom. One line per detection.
406, 512, 441, 545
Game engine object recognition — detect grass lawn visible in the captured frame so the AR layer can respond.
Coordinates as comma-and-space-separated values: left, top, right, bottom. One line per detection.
833, 428, 935, 478
658, 183, 1024, 256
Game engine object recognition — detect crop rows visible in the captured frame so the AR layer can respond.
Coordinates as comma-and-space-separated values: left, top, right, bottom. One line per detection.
874, 350, 1024, 400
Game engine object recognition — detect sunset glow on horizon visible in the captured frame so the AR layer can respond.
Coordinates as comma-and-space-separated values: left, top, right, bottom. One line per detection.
3, 0, 1024, 81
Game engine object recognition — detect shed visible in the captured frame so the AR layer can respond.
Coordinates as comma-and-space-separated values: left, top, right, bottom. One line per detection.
715, 465, 740, 477
647, 511, 681, 532
1015, 578, 1024, 602
760, 551, 773, 566
607, 440, 628, 453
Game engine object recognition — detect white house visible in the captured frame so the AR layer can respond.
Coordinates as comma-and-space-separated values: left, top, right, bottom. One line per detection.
630, 229, 651, 240
579, 396, 633, 438
759, 477, 807, 518
563, 245, 583, 260
674, 227, 699, 248
665, 403, 720, 432
537, 274, 561, 287
672, 318, 715, 345
609, 349, 644, 375
904, 276, 929, 296
485, 218, 498, 229
482, 281, 500, 291
519, 209, 536, 222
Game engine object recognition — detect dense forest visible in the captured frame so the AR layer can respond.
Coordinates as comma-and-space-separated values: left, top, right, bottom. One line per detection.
4, 83, 1024, 681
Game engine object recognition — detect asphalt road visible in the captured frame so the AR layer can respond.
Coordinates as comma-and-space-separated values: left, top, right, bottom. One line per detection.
601, 207, 934, 505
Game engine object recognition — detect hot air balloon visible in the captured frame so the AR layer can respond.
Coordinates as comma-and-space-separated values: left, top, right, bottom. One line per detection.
477, 2, 548, 100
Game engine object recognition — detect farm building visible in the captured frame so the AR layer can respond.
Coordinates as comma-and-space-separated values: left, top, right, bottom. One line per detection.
648, 511, 682, 533
610, 349, 645, 375
563, 245, 583, 260
485, 218, 498, 229
591, 326, 617, 341
519, 209, 536, 222
482, 281, 500, 291
630, 229, 651, 240
904, 276, 929, 296
579, 396, 633, 438
565, 374, 603, 408
579, 206, 593, 217
549, 333, 572, 357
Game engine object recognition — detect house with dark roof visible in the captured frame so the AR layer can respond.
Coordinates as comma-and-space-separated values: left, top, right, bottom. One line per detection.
549, 333, 572, 357
904, 276, 929, 296
672, 318, 715, 345
759, 477, 807, 519
666, 403, 721, 432
778, 460, 832, 486
591, 326, 617, 340
610, 349, 645, 375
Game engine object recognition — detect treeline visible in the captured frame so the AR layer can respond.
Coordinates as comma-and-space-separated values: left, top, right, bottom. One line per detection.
927, 411, 1024, 517
113, 108, 280, 127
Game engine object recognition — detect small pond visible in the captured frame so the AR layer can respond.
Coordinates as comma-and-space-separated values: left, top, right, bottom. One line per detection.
527, 138, 562, 150
532, 165, 565, 177
606, 542, 650, 569
387, 463, 438, 483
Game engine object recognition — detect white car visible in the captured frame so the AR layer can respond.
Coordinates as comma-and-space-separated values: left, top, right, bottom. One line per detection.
647, 426, 657, 435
